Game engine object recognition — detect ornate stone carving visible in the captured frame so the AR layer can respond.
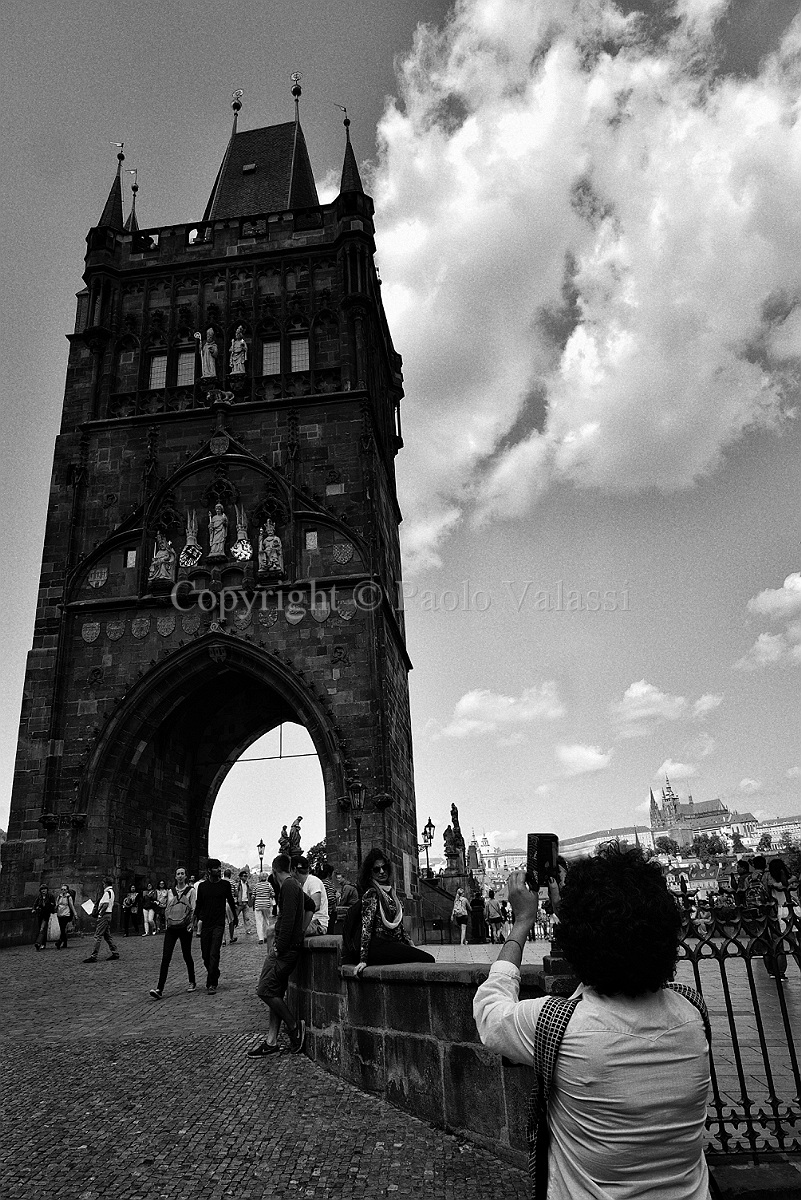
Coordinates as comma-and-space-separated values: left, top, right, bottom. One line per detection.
87, 566, 108, 589
106, 620, 125, 641
182, 613, 201, 635
147, 532, 177, 586
179, 510, 202, 568
81, 622, 100, 643
232, 504, 252, 562
131, 617, 151, 639
195, 327, 218, 378
157, 614, 176, 637
207, 504, 228, 560
258, 609, 278, 628
333, 542, 354, 565
257, 519, 283, 576
229, 326, 247, 375
285, 603, 305, 625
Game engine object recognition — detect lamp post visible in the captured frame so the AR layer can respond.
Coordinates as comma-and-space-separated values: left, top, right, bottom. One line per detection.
421, 817, 435, 878
349, 779, 367, 869
257, 838, 265, 874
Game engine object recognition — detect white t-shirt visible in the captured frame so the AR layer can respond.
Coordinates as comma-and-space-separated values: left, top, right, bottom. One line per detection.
303, 874, 329, 925
98, 886, 115, 916
474, 961, 711, 1200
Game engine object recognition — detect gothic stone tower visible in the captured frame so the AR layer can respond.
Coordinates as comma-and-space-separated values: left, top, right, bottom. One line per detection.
0, 95, 417, 908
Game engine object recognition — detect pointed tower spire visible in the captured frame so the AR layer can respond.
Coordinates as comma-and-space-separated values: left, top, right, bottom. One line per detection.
203, 90, 244, 223
98, 142, 125, 230
338, 107, 365, 195
287, 72, 305, 208
123, 169, 139, 233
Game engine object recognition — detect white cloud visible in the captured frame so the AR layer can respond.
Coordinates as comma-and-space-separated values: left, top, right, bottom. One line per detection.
434, 682, 565, 739
375, 1, 801, 566
486, 829, 520, 848
733, 631, 792, 670
739, 778, 763, 795
556, 743, 613, 777
692, 694, 722, 719
611, 680, 687, 738
747, 573, 801, 619
786, 766, 801, 778
653, 759, 698, 780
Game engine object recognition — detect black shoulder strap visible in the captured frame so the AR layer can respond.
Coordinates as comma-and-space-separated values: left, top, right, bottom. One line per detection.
526, 995, 582, 1199
665, 982, 711, 1045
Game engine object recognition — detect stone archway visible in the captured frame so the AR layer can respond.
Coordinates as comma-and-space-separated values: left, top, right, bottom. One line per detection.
76, 635, 346, 893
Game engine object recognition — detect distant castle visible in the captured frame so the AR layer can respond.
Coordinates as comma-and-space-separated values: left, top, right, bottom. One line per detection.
649, 778, 757, 847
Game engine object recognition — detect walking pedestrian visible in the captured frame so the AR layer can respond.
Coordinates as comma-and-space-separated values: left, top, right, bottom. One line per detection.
235, 870, 253, 935
155, 880, 169, 932
121, 885, 141, 937
32, 883, 56, 950
141, 882, 158, 935
253, 873, 275, 944
83, 877, 120, 963
193, 859, 237, 993
248, 854, 314, 1056
54, 884, 78, 949
149, 868, 197, 999
470, 889, 487, 943
451, 888, 469, 945
484, 889, 503, 943
222, 869, 236, 943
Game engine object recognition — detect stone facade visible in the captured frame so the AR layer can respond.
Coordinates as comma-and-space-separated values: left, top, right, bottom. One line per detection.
1, 115, 417, 908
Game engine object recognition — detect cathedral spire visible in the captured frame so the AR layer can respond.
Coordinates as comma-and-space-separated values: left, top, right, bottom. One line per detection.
338, 107, 365, 195
98, 142, 125, 230
123, 169, 139, 233
287, 72, 306, 208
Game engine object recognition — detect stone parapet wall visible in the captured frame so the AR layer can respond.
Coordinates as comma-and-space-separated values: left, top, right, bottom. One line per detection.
286, 936, 549, 1168
0, 909, 37, 948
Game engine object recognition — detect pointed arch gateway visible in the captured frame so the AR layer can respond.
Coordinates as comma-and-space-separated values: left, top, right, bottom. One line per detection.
79, 634, 346, 882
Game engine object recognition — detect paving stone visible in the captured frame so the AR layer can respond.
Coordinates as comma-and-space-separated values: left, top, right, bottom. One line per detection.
0, 936, 530, 1200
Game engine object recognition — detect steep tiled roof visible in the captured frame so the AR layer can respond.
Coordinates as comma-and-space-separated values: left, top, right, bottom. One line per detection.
340, 135, 364, 195
204, 122, 319, 220
98, 168, 124, 231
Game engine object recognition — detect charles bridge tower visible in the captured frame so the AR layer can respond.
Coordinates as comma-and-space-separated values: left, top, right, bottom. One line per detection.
0, 88, 417, 907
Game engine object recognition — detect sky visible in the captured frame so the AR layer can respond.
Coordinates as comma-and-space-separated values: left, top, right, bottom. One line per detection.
2, 0, 800, 871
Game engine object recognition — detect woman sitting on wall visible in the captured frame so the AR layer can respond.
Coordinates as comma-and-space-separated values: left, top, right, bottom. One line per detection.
342, 847, 434, 973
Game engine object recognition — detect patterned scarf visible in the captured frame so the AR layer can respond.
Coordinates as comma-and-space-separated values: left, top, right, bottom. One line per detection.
372, 882, 404, 930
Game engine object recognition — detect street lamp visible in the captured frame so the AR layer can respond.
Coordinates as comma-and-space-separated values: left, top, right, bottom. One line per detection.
257, 838, 265, 873
349, 779, 367, 868
421, 817, 435, 878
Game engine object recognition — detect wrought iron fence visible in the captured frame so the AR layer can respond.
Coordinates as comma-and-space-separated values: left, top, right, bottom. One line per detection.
676, 895, 801, 1161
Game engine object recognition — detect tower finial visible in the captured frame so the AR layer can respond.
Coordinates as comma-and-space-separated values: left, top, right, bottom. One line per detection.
124, 169, 139, 233
98, 142, 126, 230
110, 141, 125, 172
231, 88, 243, 135
291, 71, 302, 122
335, 103, 350, 141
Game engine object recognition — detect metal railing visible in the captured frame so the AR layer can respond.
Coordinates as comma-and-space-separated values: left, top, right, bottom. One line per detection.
676, 896, 801, 1161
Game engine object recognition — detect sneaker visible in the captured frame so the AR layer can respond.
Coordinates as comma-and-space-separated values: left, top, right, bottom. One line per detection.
186, 982, 196, 992
83, 957, 97, 963
289, 1019, 306, 1054
258, 939, 264, 944
108, 953, 120, 960
207, 985, 217, 994
247, 1041, 282, 1057
149, 988, 163, 999
229, 937, 238, 943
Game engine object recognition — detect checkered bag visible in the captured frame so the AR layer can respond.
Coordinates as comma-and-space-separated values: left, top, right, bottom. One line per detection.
526, 995, 582, 1199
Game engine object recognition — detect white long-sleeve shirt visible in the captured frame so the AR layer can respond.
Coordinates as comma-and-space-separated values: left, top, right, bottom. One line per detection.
473, 961, 711, 1200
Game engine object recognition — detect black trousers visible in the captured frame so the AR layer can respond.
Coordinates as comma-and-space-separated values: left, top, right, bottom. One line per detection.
157, 925, 195, 991
200, 923, 225, 986
366, 938, 434, 966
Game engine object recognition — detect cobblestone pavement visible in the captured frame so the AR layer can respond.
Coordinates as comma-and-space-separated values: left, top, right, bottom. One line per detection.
1, 932, 531, 1200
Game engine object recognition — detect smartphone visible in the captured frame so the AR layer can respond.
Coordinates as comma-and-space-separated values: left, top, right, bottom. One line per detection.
526, 833, 559, 891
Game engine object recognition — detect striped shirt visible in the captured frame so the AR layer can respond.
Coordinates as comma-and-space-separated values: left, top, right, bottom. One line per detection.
254, 878, 274, 911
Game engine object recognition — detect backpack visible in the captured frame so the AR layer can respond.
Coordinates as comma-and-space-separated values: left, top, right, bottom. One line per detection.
165, 887, 192, 928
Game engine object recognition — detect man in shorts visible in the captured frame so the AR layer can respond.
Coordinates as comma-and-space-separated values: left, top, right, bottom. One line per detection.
248, 854, 314, 1057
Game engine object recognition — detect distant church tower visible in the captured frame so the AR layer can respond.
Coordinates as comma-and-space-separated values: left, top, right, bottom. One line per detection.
1, 86, 417, 906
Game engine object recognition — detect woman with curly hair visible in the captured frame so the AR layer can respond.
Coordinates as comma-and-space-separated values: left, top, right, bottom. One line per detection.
474, 845, 712, 1200
342, 848, 434, 974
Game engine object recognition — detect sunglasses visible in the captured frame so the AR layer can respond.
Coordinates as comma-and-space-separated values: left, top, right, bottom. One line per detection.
372, 863, 389, 874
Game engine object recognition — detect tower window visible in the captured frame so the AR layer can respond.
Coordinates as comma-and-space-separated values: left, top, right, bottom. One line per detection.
262, 341, 281, 376
176, 351, 195, 387
290, 337, 309, 373
148, 354, 167, 390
